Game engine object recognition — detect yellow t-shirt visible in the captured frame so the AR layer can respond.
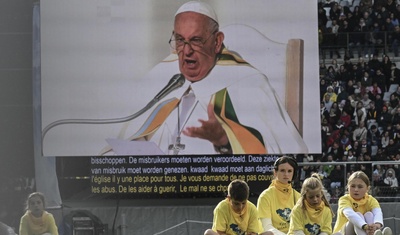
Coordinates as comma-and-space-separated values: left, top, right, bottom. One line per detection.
333, 193, 380, 233
212, 198, 262, 235
288, 202, 333, 235
257, 180, 301, 233
19, 211, 58, 235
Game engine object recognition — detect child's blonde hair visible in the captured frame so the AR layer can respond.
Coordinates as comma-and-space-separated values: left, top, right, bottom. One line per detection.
298, 173, 334, 216
347, 171, 370, 187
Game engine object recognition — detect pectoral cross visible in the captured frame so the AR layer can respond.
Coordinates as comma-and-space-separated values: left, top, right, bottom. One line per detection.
168, 136, 185, 155
168, 87, 196, 155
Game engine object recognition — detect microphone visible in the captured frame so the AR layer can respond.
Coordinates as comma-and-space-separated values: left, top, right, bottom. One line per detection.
153, 74, 185, 102
42, 74, 186, 140
288, 181, 292, 184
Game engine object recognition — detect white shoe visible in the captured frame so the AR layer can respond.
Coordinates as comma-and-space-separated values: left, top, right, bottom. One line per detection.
383, 227, 392, 235
374, 230, 383, 235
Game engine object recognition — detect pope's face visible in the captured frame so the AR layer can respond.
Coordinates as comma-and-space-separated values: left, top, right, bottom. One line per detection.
174, 12, 223, 82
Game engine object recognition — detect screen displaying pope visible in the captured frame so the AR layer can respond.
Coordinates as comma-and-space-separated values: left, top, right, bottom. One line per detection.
40, 0, 320, 156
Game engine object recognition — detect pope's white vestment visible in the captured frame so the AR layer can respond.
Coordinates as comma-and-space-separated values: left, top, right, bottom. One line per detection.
42, 49, 308, 156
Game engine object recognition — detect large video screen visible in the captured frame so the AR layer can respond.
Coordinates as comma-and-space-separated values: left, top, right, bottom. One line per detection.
40, 0, 320, 157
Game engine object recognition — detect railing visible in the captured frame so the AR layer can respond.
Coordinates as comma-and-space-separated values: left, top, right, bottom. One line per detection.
319, 31, 395, 62
297, 161, 400, 203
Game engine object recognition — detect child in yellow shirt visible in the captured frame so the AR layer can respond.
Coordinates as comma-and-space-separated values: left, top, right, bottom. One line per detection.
288, 173, 335, 235
333, 171, 392, 235
204, 179, 262, 235
19, 192, 58, 235
257, 156, 301, 235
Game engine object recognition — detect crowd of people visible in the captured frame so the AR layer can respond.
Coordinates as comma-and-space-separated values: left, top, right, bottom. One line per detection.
319, 0, 400, 58
317, 0, 400, 201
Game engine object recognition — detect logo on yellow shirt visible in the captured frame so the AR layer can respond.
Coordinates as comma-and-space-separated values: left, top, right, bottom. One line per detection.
276, 208, 291, 222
